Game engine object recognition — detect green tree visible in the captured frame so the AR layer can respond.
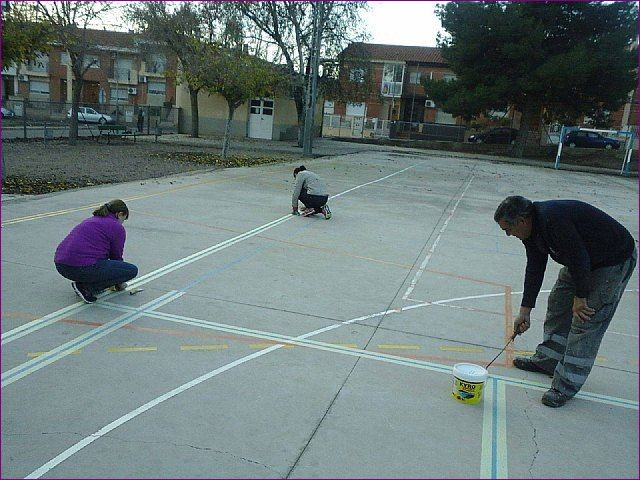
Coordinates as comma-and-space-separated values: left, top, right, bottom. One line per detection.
200, 45, 286, 158
422, 1, 638, 157
30, 1, 114, 145
1, 3, 54, 69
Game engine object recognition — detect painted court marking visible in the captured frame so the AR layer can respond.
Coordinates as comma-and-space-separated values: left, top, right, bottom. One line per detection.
402, 175, 474, 300
1, 164, 419, 347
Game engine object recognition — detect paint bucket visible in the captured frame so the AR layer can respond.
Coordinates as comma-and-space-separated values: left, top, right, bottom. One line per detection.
451, 363, 488, 404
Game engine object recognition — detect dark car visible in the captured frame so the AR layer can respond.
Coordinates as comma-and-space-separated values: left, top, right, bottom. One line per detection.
468, 127, 519, 144
563, 130, 620, 150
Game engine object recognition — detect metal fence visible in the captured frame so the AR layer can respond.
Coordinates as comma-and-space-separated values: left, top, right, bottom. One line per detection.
1, 99, 179, 140
322, 114, 465, 142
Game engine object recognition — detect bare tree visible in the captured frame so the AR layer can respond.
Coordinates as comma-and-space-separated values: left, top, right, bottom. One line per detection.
31, 1, 114, 145
236, 1, 368, 146
127, 2, 239, 139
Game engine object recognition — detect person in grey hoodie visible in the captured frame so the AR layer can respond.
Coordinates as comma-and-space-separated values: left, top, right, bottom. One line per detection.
291, 165, 332, 219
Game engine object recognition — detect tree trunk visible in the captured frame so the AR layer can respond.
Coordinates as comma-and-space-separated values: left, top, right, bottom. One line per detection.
69, 78, 83, 146
222, 105, 235, 159
509, 100, 537, 158
294, 86, 305, 147
189, 87, 199, 138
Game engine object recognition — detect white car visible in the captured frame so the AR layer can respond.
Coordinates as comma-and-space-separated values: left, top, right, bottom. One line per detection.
67, 106, 112, 124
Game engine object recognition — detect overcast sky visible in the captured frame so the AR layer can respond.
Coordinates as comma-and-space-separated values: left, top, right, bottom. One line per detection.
361, 1, 446, 47
98, 1, 446, 49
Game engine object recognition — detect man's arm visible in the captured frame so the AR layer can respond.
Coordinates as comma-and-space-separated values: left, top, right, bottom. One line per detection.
521, 240, 548, 309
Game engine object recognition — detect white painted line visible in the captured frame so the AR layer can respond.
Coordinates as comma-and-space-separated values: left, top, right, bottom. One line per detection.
27, 289, 638, 477
1, 303, 91, 345
496, 381, 508, 478
481, 378, 495, 479
403, 175, 474, 300
25, 345, 282, 479
99, 300, 639, 410
1, 292, 182, 388
2, 164, 418, 346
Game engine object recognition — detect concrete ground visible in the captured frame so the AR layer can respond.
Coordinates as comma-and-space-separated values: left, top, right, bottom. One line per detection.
2, 142, 638, 479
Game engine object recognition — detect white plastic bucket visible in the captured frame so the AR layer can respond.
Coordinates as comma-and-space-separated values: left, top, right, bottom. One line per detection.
451, 363, 488, 404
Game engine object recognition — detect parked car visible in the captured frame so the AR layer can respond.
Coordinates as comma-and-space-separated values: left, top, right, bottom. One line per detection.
1, 106, 15, 118
563, 130, 620, 150
67, 106, 113, 124
468, 127, 519, 144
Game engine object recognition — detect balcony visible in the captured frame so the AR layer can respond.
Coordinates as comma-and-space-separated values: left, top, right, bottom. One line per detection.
381, 81, 402, 97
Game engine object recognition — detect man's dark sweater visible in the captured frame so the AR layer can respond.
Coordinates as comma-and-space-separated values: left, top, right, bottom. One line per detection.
521, 200, 635, 308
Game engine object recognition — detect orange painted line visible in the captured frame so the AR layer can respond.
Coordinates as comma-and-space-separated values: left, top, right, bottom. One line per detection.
504, 286, 514, 366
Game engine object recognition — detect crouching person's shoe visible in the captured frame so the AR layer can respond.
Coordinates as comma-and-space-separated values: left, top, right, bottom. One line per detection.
542, 388, 571, 408
512, 356, 554, 376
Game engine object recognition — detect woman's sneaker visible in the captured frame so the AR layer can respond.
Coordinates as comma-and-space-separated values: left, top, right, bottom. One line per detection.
301, 207, 316, 217
321, 204, 332, 219
72, 282, 97, 304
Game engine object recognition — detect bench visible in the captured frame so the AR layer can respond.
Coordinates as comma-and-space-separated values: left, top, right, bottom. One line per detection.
97, 124, 138, 144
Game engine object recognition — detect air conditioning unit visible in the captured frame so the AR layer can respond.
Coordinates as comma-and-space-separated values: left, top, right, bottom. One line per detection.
128, 87, 137, 95
18, 74, 28, 82
425, 100, 436, 108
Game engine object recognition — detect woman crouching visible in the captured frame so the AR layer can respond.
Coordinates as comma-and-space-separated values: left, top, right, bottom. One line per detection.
54, 199, 138, 303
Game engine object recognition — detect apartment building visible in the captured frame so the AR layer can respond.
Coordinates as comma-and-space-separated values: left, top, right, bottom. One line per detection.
2, 28, 177, 111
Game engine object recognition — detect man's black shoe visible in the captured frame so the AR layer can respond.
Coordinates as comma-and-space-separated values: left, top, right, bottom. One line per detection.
512, 356, 553, 376
542, 388, 571, 408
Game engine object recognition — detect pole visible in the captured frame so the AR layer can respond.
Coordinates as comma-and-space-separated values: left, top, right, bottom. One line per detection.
303, 2, 323, 156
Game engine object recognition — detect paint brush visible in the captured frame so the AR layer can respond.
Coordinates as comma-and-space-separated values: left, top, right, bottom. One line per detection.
485, 331, 518, 369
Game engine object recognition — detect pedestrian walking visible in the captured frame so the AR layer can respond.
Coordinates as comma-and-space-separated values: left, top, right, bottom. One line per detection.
54, 199, 138, 303
494, 196, 636, 407
291, 165, 332, 219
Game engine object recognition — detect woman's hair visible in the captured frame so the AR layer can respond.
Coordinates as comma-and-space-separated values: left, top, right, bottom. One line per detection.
293, 165, 307, 177
494, 196, 533, 224
93, 199, 129, 219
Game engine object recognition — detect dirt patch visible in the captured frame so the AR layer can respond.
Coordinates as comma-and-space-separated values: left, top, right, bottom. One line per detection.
1, 137, 305, 195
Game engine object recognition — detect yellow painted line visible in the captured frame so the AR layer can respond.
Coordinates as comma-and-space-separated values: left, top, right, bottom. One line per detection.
595, 356, 607, 362
377, 344, 420, 350
250, 343, 294, 349
330, 343, 358, 349
180, 344, 228, 351
512, 350, 535, 356
440, 345, 484, 353
107, 346, 157, 353
28, 349, 82, 358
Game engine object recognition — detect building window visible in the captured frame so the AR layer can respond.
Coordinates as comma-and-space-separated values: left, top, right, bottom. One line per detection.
111, 87, 129, 102
409, 71, 421, 84
346, 102, 365, 116
60, 52, 71, 66
381, 63, 404, 97
83, 54, 100, 69
148, 81, 166, 95
349, 68, 365, 83
443, 73, 457, 82
27, 53, 49, 73
147, 54, 166, 74
29, 80, 50, 95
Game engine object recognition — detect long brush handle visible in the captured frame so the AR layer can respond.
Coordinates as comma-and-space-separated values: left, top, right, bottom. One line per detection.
485, 332, 518, 369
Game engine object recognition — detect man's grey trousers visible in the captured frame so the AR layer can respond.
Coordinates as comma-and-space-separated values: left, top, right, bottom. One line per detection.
530, 248, 637, 397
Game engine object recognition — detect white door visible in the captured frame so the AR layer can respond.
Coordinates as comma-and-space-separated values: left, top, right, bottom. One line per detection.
248, 98, 274, 139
